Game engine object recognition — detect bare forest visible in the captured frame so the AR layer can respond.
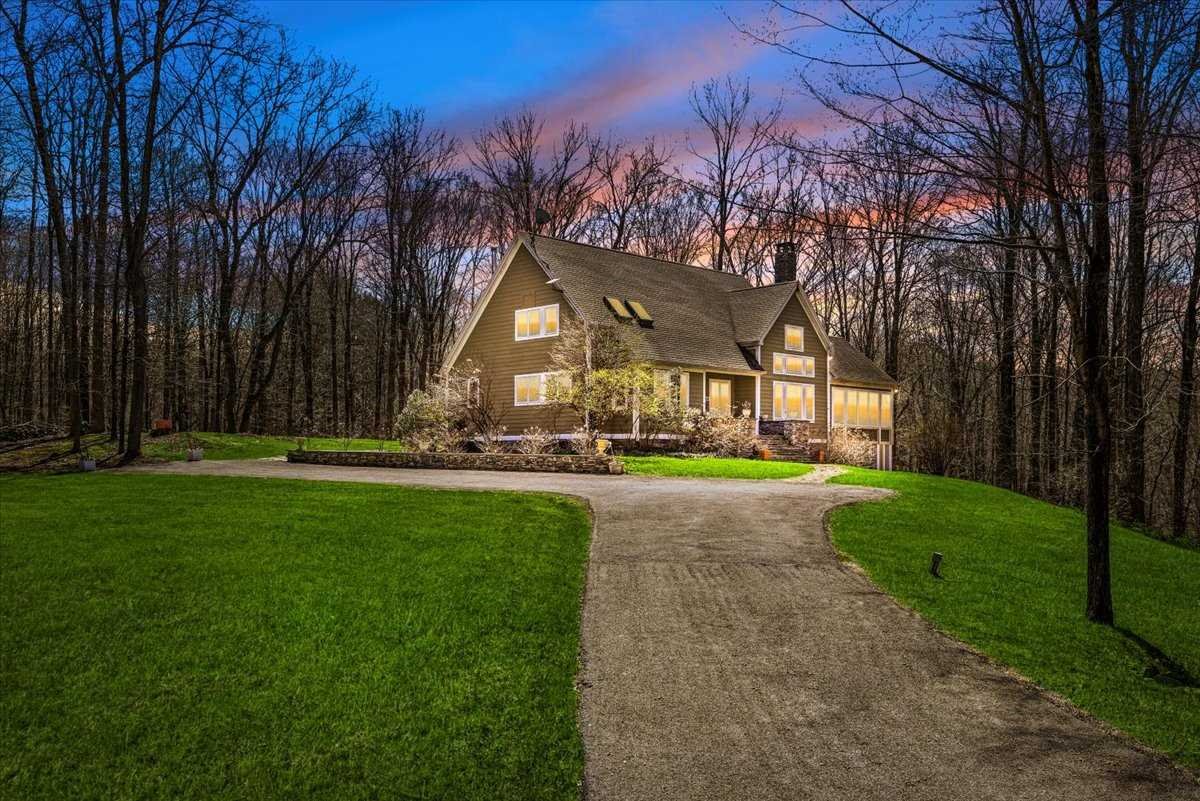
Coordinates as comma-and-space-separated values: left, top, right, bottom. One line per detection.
2, 0, 1198, 552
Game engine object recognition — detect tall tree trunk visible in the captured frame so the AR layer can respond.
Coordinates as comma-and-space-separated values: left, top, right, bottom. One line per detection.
1079, 0, 1114, 625
90, 105, 111, 432
1173, 226, 1200, 538
328, 278, 339, 432
22, 169, 38, 419
1028, 259, 1046, 496
1119, 3, 1149, 524
996, 244, 1018, 490
10, 1, 82, 448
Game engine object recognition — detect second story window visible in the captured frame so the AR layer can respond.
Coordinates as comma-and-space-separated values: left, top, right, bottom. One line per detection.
773, 353, 815, 377
785, 324, 805, 352
515, 304, 559, 341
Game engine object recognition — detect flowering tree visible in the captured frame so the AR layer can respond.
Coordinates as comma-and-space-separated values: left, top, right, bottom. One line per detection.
545, 320, 680, 439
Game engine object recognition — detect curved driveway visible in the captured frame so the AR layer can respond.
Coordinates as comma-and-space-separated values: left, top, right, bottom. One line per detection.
128, 460, 1198, 800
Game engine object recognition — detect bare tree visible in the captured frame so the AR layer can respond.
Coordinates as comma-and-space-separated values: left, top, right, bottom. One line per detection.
687, 76, 781, 273
472, 110, 601, 246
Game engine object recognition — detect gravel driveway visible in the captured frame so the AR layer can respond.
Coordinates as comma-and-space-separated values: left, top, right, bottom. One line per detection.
127, 460, 1198, 800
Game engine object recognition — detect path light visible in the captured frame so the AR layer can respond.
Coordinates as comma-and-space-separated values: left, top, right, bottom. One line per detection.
930, 552, 944, 579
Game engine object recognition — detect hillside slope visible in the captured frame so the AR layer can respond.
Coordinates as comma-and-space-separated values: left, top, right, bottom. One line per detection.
829, 467, 1199, 771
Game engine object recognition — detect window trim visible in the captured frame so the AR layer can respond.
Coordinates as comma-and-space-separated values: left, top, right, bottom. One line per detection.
514, 303, 560, 341
513, 372, 554, 406
772, 380, 816, 421
708, 378, 732, 416
784, 324, 805, 352
772, 352, 815, 378
831, 386, 892, 429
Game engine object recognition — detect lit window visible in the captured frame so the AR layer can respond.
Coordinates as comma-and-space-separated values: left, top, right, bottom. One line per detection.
773, 381, 815, 421
785, 325, 805, 352
604, 296, 633, 320
832, 387, 891, 429
773, 353, 815, 377
654, 369, 689, 407
627, 299, 653, 327
514, 304, 559, 341
708, 379, 732, 416
514, 372, 555, 406
653, 369, 672, 399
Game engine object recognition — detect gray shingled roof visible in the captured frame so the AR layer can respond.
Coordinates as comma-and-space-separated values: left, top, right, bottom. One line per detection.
520, 234, 895, 386
726, 283, 797, 344
525, 235, 755, 372
828, 336, 896, 387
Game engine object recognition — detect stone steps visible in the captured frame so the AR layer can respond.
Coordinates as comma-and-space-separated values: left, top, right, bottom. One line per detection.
759, 435, 814, 462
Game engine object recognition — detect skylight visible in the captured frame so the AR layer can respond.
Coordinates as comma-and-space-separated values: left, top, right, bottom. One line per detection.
626, 299, 653, 328
604, 296, 633, 320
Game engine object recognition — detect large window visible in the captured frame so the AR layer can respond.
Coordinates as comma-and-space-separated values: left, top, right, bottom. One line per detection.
785, 324, 805, 352
514, 372, 558, 406
773, 381, 815, 421
832, 387, 893, 428
708, 378, 732, 416
773, 352, 815, 377
653, 369, 690, 407
514, 304, 559, 340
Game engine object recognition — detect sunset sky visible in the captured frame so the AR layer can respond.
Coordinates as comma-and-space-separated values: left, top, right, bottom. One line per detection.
252, 0, 849, 147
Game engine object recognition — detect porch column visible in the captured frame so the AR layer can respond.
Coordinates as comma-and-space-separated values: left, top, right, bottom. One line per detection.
754, 374, 761, 435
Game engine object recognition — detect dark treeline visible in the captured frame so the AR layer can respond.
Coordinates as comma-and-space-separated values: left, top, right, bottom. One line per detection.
1, 0, 1198, 547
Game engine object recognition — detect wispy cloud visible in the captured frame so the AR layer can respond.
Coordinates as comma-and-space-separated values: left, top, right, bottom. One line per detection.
442, 18, 761, 145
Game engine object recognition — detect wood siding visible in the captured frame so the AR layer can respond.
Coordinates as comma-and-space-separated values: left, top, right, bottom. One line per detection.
760, 295, 829, 438
453, 246, 580, 432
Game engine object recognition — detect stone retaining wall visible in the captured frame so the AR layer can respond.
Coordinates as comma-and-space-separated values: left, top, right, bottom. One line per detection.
286, 449, 624, 475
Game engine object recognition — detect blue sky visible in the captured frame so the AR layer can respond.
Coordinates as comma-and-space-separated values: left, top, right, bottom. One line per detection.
253, 0, 836, 146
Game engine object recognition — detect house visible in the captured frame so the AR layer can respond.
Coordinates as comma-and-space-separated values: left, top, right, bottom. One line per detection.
444, 234, 898, 469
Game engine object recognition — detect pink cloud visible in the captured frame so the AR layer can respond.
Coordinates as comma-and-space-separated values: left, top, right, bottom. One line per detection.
444, 20, 760, 146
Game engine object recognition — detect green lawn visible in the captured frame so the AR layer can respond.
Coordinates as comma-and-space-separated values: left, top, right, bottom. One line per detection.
143, 432, 406, 461
0, 474, 590, 800
620, 455, 814, 479
829, 467, 1200, 770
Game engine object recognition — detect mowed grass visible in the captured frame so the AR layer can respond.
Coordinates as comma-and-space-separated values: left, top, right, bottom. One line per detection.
620, 455, 813, 479
143, 432, 406, 461
828, 467, 1200, 769
0, 474, 590, 800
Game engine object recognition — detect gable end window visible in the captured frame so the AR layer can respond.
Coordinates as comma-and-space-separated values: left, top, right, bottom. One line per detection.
514, 372, 563, 406
773, 353, 815, 377
515, 304, 559, 341
785, 324, 805, 352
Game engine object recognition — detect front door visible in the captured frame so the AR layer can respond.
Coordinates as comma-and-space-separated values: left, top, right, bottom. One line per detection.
708, 378, 731, 416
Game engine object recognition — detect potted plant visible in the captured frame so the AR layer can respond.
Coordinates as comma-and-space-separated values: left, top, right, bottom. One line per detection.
186, 433, 204, 462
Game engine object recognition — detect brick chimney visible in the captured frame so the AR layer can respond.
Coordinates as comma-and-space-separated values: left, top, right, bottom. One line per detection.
773, 241, 797, 284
